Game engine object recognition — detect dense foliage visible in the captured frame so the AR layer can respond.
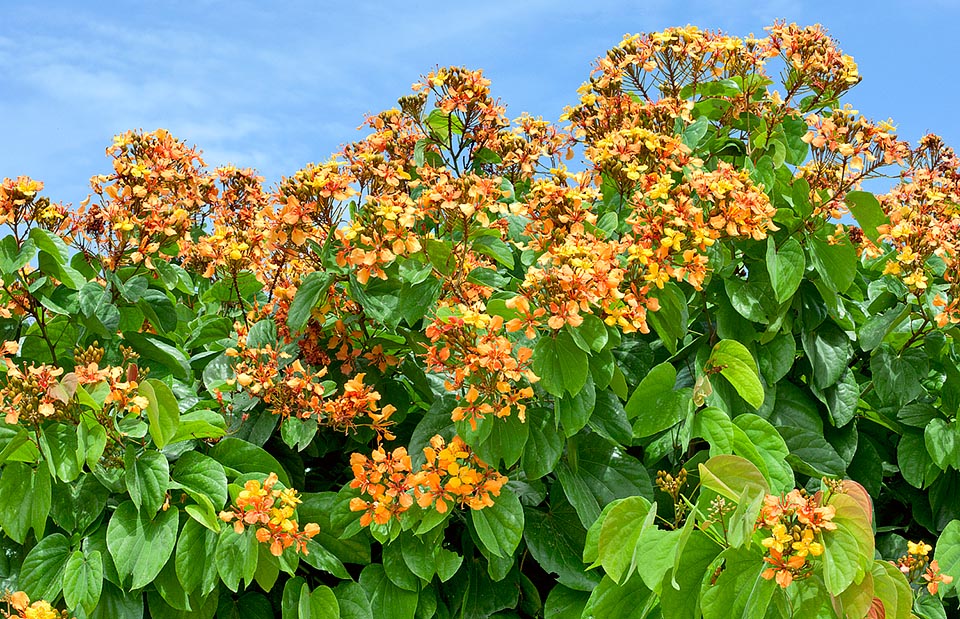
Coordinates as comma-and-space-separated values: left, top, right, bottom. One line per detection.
2, 21, 960, 619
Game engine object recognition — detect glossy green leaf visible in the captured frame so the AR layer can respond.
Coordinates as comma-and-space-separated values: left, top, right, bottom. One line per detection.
625, 362, 686, 437
845, 191, 889, 243
287, 271, 334, 332
19, 533, 71, 602
123, 446, 169, 517
140, 378, 180, 449
765, 236, 804, 303
63, 549, 104, 615
106, 502, 179, 590
708, 340, 764, 409
533, 330, 589, 397
471, 486, 523, 558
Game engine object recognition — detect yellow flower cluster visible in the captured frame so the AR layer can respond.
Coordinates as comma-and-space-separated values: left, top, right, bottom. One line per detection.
1, 592, 70, 619
757, 489, 836, 587
218, 472, 320, 557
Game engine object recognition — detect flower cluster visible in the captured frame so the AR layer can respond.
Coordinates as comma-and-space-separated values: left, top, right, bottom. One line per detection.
226, 338, 395, 439
0, 177, 68, 236
757, 489, 836, 587
348, 435, 507, 526
424, 305, 537, 428
1, 592, 70, 619
226, 342, 328, 420
893, 540, 953, 595
799, 105, 909, 215
872, 136, 960, 319
218, 472, 320, 556
74, 129, 216, 270
184, 166, 271, 281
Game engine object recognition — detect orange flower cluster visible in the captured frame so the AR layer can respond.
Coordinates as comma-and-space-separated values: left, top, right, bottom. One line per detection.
219, 472, 320, 557
894, 540, 953, 595
226, 339, 395, 439
184, 166, 271, 280
765, 22, 861, 102
871, 136, 960, 320
757, 489, 836, 588
318, 373, 396, 440
0, 343, 149, 427
1, 592, 70, 619
0, 176, 68, 235
424, 305, 537, 428
800, 105, 909, 215
348, 435, 507, 526
74, 129, 216, 270
226, 342, 328, 420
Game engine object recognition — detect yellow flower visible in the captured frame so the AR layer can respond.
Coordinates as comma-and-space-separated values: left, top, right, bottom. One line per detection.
908, 540, 932, 557
791, 528, 823, 558
24, 600, 59, 619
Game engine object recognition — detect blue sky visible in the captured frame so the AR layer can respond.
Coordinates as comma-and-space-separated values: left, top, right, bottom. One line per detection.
2, 0, 957, 206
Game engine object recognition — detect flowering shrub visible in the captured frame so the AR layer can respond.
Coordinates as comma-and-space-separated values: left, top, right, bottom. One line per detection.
2, 21, 960, 619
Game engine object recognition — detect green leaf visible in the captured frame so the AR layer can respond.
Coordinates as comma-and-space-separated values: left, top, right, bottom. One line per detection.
123, 332, 191, 380
86, 581, 144, 619
898, 431, 941, 488
106, 501, 179, 590
801, 322, 853, 390
660, 533, 722, 619
625, 362, 686, 437
779, 425, 847, 477
19, 533, 71, 602
544, 585, 590, 619
382, 540, 420, 591
471, 486, 524, 558
288, 271, 334, 332
597, 496, 651, 583
576, 314, 609, 352
732, 415, 794, 493
168, 410, 227, 443
871, 344, 927, 408
765, 236, 804, 303
532, 331, 589, 397
557, 376, 596, 438
0, 235, 36, 274
209, 438, 290, 486
822, 525, 862, 594
473, 235, 515, 269
140, 378, 181, 449
175, 517, 219, 596
708, 340, 764, 409
522, 408, 563, 480
925, 418, 960, 470
124, 446, 169, 518
845, 191, 889, 244
691, 406, 734, 456
334, 582, 374, 619
40, 422, 82, 482
0, 461, 51, 543
699, 455, 769, 501
808, 231, 857, 293
582, 574, 654, 619
171, 451, 228, 511
556, 460, 601, 529
700, 546, 775, 619
474, 410, 529, 469
524, 495, 602, 591
934, 519, 960, 597
871, 560, 913, 619
358, 564, 418, 619
138, 289, 178, 334
647, 283, 688, 354
63, 549, 104, 615
216, 526, 259, 592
